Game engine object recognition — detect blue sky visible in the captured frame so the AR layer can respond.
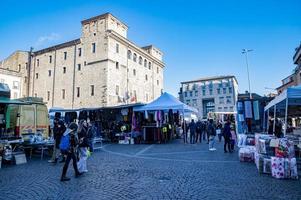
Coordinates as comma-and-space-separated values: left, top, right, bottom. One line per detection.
0, 0, 300, 96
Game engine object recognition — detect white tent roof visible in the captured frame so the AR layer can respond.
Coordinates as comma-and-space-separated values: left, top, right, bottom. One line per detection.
133, 92, 198, 112
265, 85, 301, 111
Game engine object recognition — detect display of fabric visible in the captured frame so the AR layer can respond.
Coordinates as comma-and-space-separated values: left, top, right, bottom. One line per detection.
239, 146, 256, 162
275, 138, 295, 158
263, 158, 271, 174
271, 157, 285, 179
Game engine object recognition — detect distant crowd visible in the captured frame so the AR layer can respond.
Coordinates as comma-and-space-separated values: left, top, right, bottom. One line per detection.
182, 119, 237, 153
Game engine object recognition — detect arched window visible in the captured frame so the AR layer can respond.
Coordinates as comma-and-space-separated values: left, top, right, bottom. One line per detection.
148, 62, 152, 70
144, 59, 147, 67
133, 53, 137, 62
139, 56, 142, 65
127, 50, 132, 59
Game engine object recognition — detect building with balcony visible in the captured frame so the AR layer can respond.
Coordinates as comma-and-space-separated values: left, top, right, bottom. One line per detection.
179, 75, 239, 118
277, 43, 301, 94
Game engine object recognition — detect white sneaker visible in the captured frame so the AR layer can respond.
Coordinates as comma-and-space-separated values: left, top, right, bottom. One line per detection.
211, 148, 216, 151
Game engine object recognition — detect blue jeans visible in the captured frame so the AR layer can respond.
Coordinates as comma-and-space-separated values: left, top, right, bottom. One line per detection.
209, 136, 215, 149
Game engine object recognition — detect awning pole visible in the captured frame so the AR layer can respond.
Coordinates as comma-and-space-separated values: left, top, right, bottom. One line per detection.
182, 109, 186, 137
284, 97, 288, 136
267, 109, 269, 133
273, 105, 276, 134
263, 108, 266, 132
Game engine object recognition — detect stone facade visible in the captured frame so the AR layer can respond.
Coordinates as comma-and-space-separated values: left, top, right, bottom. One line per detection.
0, 51, 30, 98
179, 76, 238, 118
0, 13, 164, 109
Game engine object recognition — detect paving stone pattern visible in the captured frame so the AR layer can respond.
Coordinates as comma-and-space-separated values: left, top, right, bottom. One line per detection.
0, 140, 300, 200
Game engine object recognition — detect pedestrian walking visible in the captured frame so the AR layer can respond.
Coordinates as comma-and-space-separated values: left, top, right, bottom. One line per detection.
230, 125, 237, 151
87, 120, 96, 152
48, 118, 66, 164
182, 121, 188, 144
77, 120, 89, 173
188, 119, 196, 144
207, 119, 216, 151
223, 120, 232, 153
216, 122, 222, 142
195, 120, 202, 143
60, 122, 83, 182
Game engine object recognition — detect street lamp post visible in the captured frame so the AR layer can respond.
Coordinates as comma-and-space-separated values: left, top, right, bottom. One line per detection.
242, 49, 253, 99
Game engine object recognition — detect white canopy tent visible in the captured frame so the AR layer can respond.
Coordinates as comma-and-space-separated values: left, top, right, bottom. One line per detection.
264, 85, 301, 135
133, 92, 198, 113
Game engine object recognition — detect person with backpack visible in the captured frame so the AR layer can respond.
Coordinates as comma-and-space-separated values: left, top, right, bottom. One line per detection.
60, 122, 83, 181
207, 119, 216, 151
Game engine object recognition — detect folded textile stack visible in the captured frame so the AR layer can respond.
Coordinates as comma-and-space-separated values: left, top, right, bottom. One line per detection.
239, 146, 256, 162
275, 138, 295, 158
256, 135, 276, 156
271, 157, 298, 179
255, 152, 271, 174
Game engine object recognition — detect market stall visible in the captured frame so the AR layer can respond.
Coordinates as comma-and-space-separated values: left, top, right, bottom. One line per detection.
133, 92, 197, 144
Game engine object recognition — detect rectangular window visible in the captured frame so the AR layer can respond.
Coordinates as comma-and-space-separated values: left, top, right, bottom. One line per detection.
228, 87, 232, 94
47, 91, 50, 101
219, 97, 224, 104
24, 77, 27, 83
36, 73, 39, 79
157, 67, 159, 74
13, 81, 19, 89
116, 43, 119, 53
202, 89, 206, 96
157, 80, 159, 86
76, 87, 80, 97
186, 100, 191, 105
209, 89, 213, 95
78, 64, 81, 71
226, 96, 232, 104
133, 69, 136, 76
49, 56, 52, 63
195, 90, 198, 96
92, 43, 96, 53
78, 48, 82, 57
217, 88, 221, 94
223, 88, 227, 94
64, 52, 67, 60
116, 85, 119, 96
145, 75, 148, 81
192, 99, 197, 106
184, 92, 187, 97
48, 70, 51, 77
37, 59, 39, 67
190, 91, 193, 97
62, 89, 65, 99
63, 67, 66, 74
91, 85, 94, 96
116, 62, 119, 69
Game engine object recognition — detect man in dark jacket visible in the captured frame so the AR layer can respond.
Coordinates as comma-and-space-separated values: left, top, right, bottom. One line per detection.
189, 119, 196, 144
207, 119, 216, 150
61, 123, 82, 181
195, 120, 202, 143
223, 120, 232, 153
49, 118, 66, 163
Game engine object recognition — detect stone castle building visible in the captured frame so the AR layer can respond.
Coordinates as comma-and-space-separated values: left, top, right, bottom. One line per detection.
0, 13, 165, 108
179, 76, 238, 118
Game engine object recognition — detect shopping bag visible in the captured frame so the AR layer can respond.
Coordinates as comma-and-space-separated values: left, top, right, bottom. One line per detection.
77, 158, 85, 173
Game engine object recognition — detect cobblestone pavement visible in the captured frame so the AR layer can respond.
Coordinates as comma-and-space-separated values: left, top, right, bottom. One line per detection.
0, 139, 301, 200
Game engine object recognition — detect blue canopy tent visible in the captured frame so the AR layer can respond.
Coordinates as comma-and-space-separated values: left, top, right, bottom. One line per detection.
264, 85, 301, 135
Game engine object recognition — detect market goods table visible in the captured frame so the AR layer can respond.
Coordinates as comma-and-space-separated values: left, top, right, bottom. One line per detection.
0, 140, 300, 200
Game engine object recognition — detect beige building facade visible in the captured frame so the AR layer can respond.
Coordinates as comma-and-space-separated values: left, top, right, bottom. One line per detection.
0, 13, 165, 109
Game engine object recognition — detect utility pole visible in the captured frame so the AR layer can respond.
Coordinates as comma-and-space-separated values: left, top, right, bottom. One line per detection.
242, 49, 253, 99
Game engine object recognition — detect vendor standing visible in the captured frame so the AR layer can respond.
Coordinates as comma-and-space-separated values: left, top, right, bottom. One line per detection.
49, 118, 66, 163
